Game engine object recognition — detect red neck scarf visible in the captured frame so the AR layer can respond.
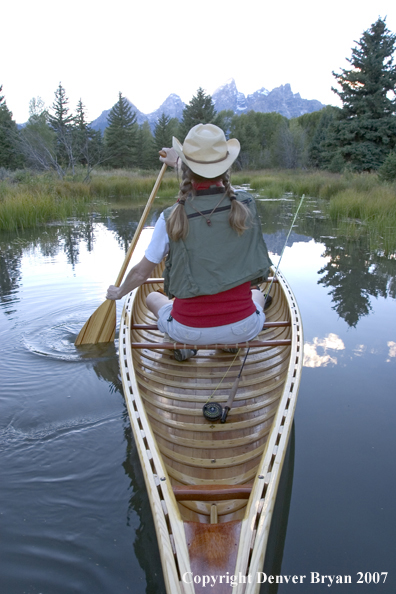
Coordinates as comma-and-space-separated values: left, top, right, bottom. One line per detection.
192, 180, 224, 190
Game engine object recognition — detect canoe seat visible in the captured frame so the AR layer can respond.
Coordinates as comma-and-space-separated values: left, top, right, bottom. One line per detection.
173, 484, 253, 501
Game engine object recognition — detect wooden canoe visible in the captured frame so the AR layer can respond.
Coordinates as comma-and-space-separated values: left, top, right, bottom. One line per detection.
119, 262, 303, 594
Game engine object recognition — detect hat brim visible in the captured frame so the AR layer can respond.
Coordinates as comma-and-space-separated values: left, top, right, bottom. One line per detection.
172, 136, 240, 178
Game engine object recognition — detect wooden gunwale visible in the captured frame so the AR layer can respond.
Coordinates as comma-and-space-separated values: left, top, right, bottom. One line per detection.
119, 262, 303, 594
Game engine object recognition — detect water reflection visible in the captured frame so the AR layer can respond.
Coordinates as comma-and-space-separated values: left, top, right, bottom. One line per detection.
1, 201, 395, 330
261, 424, 295, 594
303, 333, 345, 368
1, 197, 395, 593
256, 199, 396, 328
122, 423, 166, 594
316, 236, 396, 327
386, 341, 396, 363
89, 352, 166, 593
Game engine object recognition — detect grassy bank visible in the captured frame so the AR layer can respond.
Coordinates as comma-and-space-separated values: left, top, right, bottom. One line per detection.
0, 169, 177, 231
1, 169, 395, 253
233, 169, 396, 252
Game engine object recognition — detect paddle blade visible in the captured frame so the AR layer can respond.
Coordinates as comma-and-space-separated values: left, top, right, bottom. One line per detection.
75, 299, 116, 346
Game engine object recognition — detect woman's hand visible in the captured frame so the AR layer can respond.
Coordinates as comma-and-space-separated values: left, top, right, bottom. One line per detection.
105, 257, 157, 301
159, 147, 178, 168
106, 285, 121, 300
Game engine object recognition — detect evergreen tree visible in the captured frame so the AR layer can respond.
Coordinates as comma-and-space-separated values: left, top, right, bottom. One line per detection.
75, 98, 88, 131
105, 92, 138, 168
153, 113, 179, 150
0, 85, 24, 169
179, 87, 217, 140
330, 17, 396, 171
307, 106, 341, 168
48, 82, 76, 169
73, 99, 105, 177
48, 83, 75, 131
136, 121, 157, 169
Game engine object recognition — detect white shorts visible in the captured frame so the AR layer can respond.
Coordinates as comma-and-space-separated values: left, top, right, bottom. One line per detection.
157, 302, 265, 346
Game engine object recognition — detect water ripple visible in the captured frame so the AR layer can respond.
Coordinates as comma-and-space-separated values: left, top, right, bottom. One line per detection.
22, 316, 118, 362
0, 412, 121, 451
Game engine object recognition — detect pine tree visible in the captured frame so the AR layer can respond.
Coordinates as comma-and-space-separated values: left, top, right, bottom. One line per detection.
48, 82, 75, 168
48, 83, 75, 132
153, 113, 179, 150
179, 88, 217, 140
0, 85, 24, 169
75, 98, 88, 131
330, 17, 396, 171
307, 106, 341, 168
136, 121, 157, 169
105, 92, 138, 168
73, 99, 104, 176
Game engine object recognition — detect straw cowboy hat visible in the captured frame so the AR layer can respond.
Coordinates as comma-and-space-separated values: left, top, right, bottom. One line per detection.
172, 124, 240, 178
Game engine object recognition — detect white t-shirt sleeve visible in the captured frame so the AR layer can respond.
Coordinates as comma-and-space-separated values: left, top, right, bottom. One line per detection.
144, 212, 170, 263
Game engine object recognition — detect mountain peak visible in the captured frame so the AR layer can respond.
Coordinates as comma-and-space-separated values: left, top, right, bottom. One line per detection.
90, 82, 325, 133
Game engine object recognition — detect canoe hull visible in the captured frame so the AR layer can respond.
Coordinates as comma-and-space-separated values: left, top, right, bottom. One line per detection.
120, 265, 303, 593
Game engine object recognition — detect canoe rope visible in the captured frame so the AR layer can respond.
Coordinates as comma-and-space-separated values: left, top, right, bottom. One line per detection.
204, 348, 241, 404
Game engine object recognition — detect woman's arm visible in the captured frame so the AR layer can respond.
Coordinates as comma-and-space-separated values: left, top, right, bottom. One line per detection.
106, 256, 157, 300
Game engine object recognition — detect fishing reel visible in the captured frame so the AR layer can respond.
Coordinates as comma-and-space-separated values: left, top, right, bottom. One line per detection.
202, 402, 230, 423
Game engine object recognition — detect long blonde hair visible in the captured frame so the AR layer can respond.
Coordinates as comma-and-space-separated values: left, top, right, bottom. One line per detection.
166, 163, 251, 241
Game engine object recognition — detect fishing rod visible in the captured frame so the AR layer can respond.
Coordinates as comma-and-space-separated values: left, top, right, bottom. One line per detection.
202, 194, 306, 423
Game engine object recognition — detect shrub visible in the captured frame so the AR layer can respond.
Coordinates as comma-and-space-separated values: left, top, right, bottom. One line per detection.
378, 152, 396, 182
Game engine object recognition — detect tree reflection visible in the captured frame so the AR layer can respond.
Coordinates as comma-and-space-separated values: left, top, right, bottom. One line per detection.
0, 217, 97, 310
317, 236, 395, 327
0, 242, 23, 314
89, 351, 166, 593
122, 421, 166, 594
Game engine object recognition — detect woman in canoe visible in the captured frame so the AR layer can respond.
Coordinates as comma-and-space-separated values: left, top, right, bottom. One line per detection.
106, 123, 272, 360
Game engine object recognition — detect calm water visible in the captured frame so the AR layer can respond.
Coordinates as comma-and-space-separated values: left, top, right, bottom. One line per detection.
0, 196, 395, 594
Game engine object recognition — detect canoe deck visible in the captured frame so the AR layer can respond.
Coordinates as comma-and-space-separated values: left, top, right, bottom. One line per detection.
119, 264, 303, 593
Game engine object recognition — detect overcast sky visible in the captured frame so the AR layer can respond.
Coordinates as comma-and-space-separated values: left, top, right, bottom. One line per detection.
2, 0, 396, 124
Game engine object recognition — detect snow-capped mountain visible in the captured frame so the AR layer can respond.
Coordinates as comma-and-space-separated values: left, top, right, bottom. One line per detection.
90, 79, 325, 132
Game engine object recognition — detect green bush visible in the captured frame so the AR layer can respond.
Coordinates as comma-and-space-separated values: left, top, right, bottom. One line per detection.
378, 152, 396, 182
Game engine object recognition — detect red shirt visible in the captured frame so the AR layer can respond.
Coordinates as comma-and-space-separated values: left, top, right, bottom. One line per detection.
171, 282, 256, 328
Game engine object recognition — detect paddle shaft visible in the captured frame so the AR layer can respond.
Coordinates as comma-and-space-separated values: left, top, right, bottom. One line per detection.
114, 162, 167, 287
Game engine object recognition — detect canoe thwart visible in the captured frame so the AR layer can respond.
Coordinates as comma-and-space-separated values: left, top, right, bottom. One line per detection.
173, 484, 253, 501
130, 339, 292, 350
143, 277, 279, 284
130, 321, 291, 330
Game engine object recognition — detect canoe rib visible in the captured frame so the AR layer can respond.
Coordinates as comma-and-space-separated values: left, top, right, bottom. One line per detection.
119, 264, 303, 594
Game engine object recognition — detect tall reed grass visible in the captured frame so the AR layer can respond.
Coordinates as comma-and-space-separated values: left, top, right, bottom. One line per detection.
0, 183, 107, 232
1, 168, 395, 252
327, 185, 396, 253
233, 169, 396, 252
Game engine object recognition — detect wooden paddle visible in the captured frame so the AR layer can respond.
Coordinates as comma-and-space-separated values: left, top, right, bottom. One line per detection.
75, 161, 168, 345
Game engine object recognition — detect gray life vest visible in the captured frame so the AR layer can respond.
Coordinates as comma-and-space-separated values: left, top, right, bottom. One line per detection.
162, 189, 272, 299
